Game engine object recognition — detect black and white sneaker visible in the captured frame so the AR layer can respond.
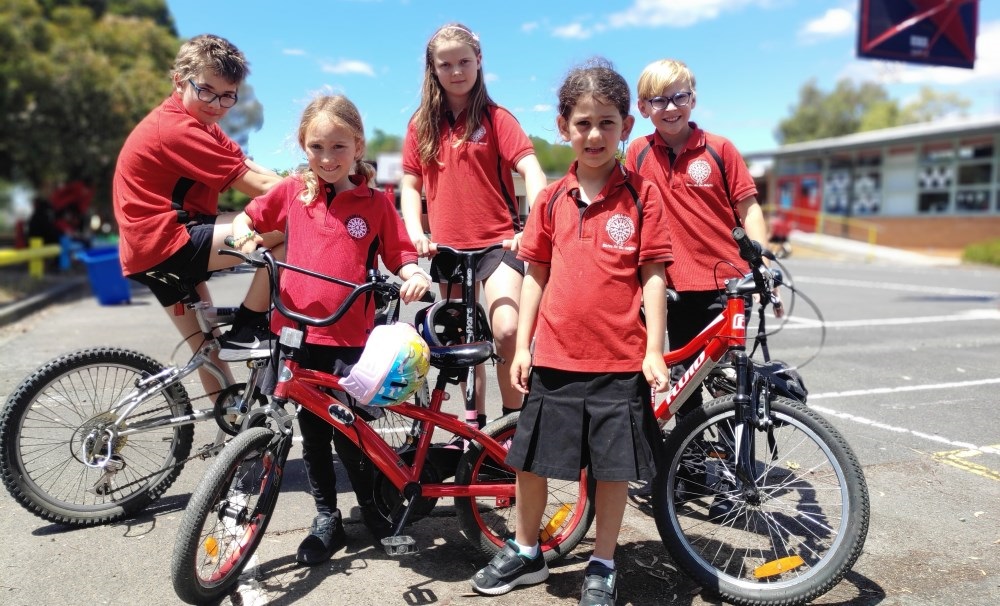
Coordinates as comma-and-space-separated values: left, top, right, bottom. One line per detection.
471, 540, 548, 596
218, 321, 273, 361
579, 561, 618, 606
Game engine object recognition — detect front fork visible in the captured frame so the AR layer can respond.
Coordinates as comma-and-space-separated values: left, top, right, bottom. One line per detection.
729, 351, 775, 492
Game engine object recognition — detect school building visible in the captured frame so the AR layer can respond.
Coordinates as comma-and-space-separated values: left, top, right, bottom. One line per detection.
752, 115, 1000, 251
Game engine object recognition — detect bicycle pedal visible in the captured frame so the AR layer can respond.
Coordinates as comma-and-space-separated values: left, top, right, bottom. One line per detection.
381, 535, 416, 556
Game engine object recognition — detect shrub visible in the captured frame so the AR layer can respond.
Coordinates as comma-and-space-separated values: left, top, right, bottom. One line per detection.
962, 238, 1000, 266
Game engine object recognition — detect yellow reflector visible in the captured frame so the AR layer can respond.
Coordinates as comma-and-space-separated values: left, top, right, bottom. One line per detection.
754, 555, 805, 578
539, 504, 572, 542
203, 536, 219, 558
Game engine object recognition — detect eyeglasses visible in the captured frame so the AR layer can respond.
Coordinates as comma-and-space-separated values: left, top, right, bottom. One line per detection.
187, 79, 238, 108
647, 91, 693, 111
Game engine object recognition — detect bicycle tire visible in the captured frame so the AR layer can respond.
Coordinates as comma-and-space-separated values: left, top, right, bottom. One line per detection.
652, 395, 869, 606
171, 426, 287, 605
0, 347, 194, 526
455, 413, 595, 563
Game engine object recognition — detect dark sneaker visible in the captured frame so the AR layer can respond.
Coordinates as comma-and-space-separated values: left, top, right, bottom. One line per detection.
579, 561, 618, 606
471, 539, 548, 596
218, 321, 273, 361
360, 503, 394, 542
296, 513, 346, 565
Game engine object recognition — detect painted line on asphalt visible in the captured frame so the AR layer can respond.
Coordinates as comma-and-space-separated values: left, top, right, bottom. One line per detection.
932, 446, 1000, 482
810, 378, 1000, 458
793, 276, 999, 299
778, 308, 1000, 329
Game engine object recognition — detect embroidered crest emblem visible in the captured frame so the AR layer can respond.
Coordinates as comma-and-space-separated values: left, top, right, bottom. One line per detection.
688, 159, 711, 185
469, 125, 487, 143
345, 215, 369, 239
605, 213, 635, 248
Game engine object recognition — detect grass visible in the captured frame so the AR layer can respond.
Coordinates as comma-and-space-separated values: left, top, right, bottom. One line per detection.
962, 238, 1000, 267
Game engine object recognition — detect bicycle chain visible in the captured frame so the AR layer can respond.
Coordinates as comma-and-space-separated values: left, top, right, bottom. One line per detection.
98, 389, 227, 495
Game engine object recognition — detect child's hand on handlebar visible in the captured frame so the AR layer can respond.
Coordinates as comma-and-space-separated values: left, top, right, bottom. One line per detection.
502, 233, 523, 253
411, 234, 434, 258
399, 265, 432, 304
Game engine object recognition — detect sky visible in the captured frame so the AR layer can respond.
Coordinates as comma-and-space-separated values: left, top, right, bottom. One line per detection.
167, 0, 1000, 174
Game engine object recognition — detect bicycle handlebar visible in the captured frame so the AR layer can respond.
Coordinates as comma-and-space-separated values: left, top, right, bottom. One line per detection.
218, 248, 401, 328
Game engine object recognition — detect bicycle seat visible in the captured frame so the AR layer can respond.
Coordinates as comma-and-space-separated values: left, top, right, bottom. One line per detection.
428, 341, 494, 369
145, 271, 200, 304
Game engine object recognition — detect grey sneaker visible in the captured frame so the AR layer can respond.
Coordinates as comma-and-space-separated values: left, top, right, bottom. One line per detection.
579, 561, 617, 606
296, 513, 346, 565
471, 540, 548, 596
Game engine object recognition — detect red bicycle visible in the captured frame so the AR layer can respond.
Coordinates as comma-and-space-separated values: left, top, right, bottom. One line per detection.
647, 227, 869, 606
170, 248, 594, 605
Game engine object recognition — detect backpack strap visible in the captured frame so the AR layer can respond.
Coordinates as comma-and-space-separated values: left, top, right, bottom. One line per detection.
483, 108, 522, 232
633, 135, 655, 173
705, 142, 743, 228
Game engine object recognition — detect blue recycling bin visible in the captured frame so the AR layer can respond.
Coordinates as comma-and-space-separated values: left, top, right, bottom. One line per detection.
77, 245, 131, 305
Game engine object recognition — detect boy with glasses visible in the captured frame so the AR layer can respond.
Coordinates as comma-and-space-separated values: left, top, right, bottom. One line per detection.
626, 59, 780, 515
113, 34, 283, 397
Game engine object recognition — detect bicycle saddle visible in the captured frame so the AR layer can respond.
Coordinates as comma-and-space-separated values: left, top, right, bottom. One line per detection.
427, 341, 494, 369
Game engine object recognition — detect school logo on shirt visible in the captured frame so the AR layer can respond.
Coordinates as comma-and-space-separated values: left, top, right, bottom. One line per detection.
688, 159, 712, 187
345, 215, 369, 239
603, 213, 636, 251
469, 125, 487, 144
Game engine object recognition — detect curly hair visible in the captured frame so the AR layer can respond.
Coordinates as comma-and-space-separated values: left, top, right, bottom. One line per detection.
557, 57, 631, 121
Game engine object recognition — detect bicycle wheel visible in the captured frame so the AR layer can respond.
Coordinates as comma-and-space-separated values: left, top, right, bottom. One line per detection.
171, 426, 288, 605
652, 395, 869, 606
0, 347, 194, 525
455, 412, 595, 563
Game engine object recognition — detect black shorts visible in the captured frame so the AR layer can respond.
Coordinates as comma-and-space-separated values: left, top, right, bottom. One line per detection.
505, 368, 661, 482
430, 248, 524, 284
126, 218, 218, 306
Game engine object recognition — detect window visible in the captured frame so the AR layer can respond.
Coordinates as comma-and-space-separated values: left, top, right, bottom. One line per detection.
918, 192, 949, 213
955, 189, 990, 212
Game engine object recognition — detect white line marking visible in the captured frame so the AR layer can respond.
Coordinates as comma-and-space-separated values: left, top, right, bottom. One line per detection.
810, 378, 1000, 456
777, 309, 1000, 329
793, 276, 999, 299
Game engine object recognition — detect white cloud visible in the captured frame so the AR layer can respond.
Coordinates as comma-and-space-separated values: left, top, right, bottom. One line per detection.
282, 48, 306, 56
553, 22, 591, 40
533, 104, 553, 112
484, 72, 499, 84
319, 59, 376, 77
522, 21, 539, 33
798, 8, 855, 44
607, 0, 766, 29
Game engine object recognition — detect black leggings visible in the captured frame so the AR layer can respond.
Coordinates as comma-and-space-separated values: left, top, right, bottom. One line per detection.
667, 290, 726, 417
297, 345, 377, 516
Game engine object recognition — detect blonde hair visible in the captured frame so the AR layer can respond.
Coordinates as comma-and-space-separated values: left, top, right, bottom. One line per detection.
296, 95, 376, 206
172, 34, 248, 84
636, 59, 696, 101
412, 22, 494, 165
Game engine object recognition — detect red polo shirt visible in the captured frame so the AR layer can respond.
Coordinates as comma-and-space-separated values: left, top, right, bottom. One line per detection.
245, 174, 418, 347
113, 92, 248, 275
517, 163, 673, 373
402, 104, 534, 248
625, 123, 757, 291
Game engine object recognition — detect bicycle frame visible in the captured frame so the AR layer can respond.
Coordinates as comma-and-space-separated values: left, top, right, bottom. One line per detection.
653, 289, 749, 424
271, 359, 515, 501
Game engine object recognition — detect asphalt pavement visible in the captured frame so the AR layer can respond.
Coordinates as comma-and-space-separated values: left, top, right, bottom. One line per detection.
1, 238, 996, 606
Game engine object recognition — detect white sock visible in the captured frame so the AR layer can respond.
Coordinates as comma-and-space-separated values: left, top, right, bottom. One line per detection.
514, 540, 539, 558
589, 555, 615, 570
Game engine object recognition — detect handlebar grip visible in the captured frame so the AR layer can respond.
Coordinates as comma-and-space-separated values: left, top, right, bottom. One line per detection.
732, 227, 763, 264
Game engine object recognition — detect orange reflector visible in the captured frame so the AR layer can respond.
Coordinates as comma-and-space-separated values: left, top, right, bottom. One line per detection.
754, 555, 805, 578
203, 536, 219, 558
539, 504, 572, 542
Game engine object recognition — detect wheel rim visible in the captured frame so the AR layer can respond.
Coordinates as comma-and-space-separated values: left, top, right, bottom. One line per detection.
667, 408, 852, 590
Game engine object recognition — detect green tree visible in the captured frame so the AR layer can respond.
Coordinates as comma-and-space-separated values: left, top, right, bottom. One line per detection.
776, 78, 971, 144
530, 136, 574, 176
366, 128, 402, 157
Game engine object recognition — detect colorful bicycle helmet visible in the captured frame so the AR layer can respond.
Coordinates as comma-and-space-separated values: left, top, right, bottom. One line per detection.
340, 323, 430, 407
413, 299, 491, 347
